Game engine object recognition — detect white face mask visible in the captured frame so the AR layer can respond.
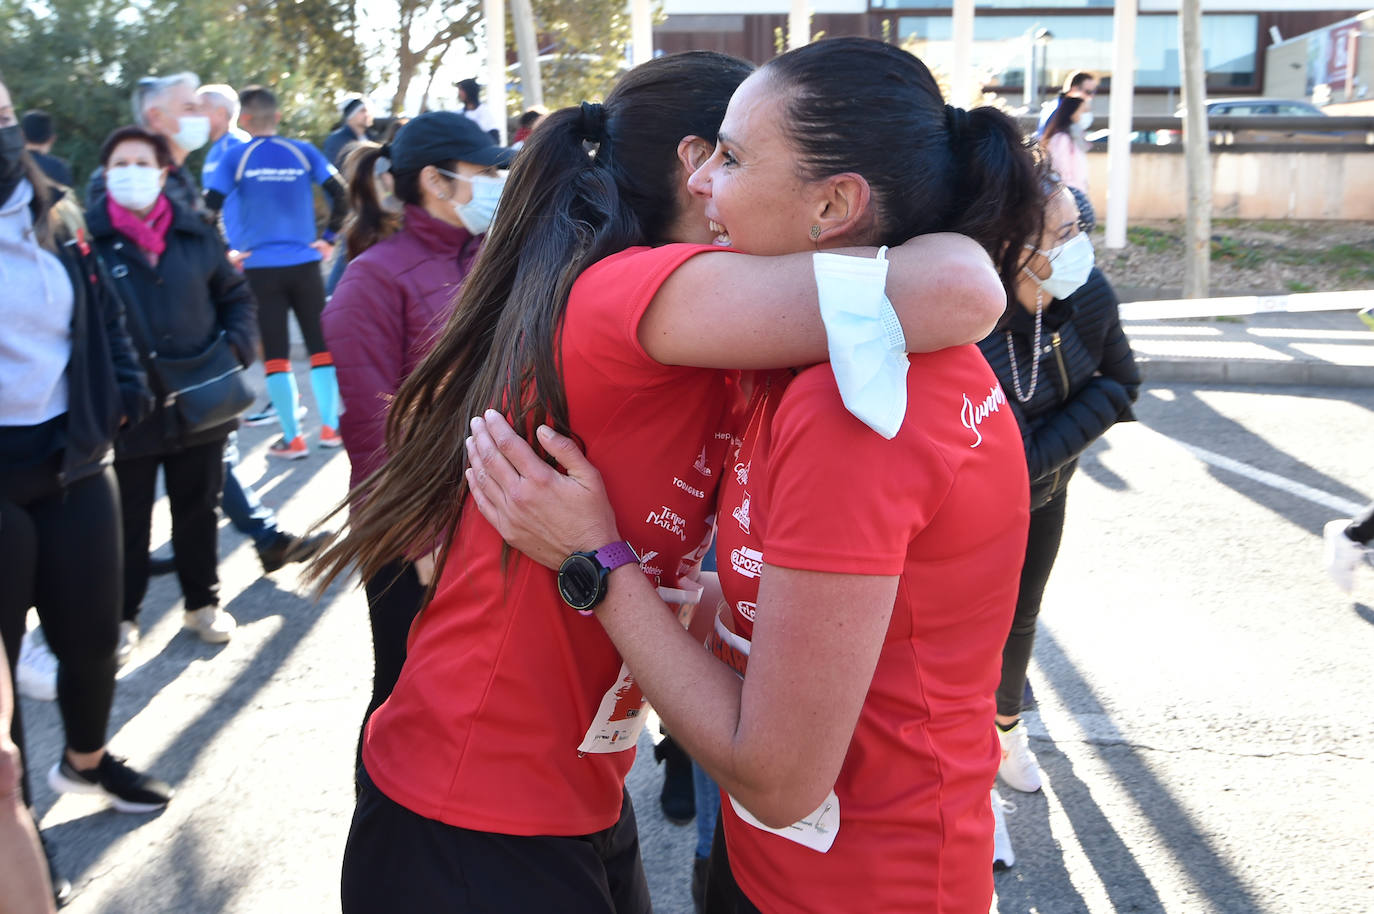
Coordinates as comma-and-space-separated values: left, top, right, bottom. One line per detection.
106, 165, 164, 211
1078, 110, 1095, 132
437, 168, 506, 235
1025, 232, 1095, 301
173, 115, 211, 152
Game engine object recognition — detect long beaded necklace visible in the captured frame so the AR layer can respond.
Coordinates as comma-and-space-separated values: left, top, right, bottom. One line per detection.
1006, 270, 1044, 403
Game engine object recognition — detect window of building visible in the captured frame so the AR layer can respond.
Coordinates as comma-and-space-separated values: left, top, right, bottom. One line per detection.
889, 11, 1259, 93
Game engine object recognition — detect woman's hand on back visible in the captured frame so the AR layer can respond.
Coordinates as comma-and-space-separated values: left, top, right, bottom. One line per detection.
465, 411, 621, 569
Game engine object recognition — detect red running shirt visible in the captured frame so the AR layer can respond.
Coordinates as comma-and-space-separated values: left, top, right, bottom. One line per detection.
362, 244, 737, 836
711, 350, 1030, 913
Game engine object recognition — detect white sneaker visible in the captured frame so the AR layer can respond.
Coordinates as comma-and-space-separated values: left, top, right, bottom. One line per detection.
183, 606, 235, 644
997, 720, 1043, 793
1323, 519, 1367, 594
991, 787, 1015, 869
16, 627, 57, 701
116, 621, 139, 666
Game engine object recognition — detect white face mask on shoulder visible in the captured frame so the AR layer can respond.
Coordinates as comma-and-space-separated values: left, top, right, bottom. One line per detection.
1024, 232, 1095, 301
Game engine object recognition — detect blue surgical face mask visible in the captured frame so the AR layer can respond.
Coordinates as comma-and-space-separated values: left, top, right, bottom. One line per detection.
1024, 232, 1095, 301
436, 168, 506, 235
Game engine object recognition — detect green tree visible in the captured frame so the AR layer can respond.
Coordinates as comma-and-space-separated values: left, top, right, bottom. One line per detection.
0, 0, 365, 183
520, 0, 633, 111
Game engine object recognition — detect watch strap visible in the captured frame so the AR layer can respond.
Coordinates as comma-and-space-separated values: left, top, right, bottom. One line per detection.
594, 541, 639, 573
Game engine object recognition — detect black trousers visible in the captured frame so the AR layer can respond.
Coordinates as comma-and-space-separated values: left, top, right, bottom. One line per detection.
1347, 501, 1374, 545
703, 817, 762, 914
244, 262, 329, 362
356, 560, 426, 783
996, 488, 1069, 719
115, 439, 226, 622
0, 459, 122, 805
342, 769, 652, 914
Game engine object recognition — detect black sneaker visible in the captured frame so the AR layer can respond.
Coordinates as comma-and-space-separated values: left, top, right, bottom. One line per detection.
47, 753, 173, 813
654, 735, 695, 825
242, 402, 278, 427
257, 530, 330, 574
691, 854, 709, 914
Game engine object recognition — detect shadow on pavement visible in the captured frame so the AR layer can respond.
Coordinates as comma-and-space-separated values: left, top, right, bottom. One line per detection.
1354, 603, 1374, 627
1030, 628, 1266, 914
1134, 386, 1368, 534
1078, 438, 1131, 493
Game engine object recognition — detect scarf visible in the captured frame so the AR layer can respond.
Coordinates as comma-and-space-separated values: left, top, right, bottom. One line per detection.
107, 193, 173, 266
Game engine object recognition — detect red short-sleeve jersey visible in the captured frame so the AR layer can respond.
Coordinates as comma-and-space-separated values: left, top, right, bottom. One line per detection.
363, 244, 737, 836
711, 348, 1029, 913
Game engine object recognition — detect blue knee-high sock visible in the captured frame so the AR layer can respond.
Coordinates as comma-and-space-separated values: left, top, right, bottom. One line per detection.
265, 368, 301, 441
310, 364, 340, 429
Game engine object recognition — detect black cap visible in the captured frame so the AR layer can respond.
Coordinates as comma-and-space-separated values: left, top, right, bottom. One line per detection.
389, 110, 514, 172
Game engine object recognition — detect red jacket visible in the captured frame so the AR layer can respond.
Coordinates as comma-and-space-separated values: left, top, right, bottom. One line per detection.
323, 204, 482, 492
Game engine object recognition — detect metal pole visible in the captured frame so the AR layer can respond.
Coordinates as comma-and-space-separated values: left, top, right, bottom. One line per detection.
950, 0, 975, 106
788, 0, 809, 52
1024, 31, 1036, 109
1104, 0, 1137, 250
631, 0, 653, 66
1179, 0, 1211, 297
484, 0, 508, 144
510, 0, 543, 109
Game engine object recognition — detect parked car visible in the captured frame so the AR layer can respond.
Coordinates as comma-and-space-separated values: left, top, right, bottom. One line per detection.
1160, 98, 1353, 145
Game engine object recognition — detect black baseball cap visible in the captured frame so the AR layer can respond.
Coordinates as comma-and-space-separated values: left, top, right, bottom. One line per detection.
389, 110, 514, 171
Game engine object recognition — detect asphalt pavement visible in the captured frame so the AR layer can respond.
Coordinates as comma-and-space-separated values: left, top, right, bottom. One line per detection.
17, 315, 1374, 913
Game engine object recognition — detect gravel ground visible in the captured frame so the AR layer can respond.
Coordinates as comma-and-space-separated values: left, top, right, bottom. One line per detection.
1095, 219, 1374, 295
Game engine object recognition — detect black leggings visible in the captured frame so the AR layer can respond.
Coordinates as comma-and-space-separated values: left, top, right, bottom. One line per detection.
116, 440, 226, 621
0, 459, 122, 805
703, 817, 763, 914
1347, 501, 1374, 545
342, 769, 652, 914
996, 488, 1069, 719
244, 262, 328, 362
356, 560, 426, 785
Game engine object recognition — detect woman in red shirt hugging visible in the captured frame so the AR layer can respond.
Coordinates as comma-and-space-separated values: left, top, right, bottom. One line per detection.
465, 39, 1043, 914
315, 48, 1011, 913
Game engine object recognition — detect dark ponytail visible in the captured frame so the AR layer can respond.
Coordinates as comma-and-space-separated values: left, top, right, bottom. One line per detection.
1040, 94, 1084, 146
310, 51, 754, 595
762, 37, 1045, 288
340, 142, 399, 258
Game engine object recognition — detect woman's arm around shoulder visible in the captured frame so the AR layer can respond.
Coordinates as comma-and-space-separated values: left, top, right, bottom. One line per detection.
639, 233, 1005, 370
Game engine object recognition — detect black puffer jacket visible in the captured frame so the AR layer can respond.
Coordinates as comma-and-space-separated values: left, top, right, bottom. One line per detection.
52, 210, 155, 484
978, 267, 1140, 510
86, 188, 258, 459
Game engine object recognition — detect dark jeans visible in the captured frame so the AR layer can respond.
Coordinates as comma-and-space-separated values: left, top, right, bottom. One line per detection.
356, 560, 426, 783
221, 431, 278, 547
0, 460, 122, 804
342, 770, 652, 914
1347, 501, 1374, 545
996, 488, 1069, 719
244, 262, 329, 362
116, 439, 226, 622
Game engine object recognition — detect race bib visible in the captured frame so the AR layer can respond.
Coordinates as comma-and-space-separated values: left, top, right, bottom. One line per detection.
728, 789, 841, 854
577, 582, 703, 755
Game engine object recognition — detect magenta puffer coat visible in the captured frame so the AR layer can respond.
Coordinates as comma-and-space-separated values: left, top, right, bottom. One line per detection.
322, 204, 482, 493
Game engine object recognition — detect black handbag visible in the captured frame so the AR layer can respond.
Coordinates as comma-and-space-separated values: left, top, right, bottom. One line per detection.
97, 256, 254, 437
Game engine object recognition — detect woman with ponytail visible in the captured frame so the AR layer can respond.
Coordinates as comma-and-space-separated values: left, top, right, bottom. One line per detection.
463, 38, 1047, 913
324, 48, 1016, 913
321, 111, 514, 783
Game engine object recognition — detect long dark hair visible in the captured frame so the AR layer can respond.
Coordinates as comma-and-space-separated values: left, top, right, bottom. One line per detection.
310, 51, 754, 594
1041, 95, 1084, 147
762, 37, 1045, 289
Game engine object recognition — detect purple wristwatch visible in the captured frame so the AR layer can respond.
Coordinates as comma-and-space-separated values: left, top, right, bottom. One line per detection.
557, 541, 639, 614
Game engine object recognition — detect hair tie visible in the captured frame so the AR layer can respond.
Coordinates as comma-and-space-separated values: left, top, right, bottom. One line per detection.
577, 102, 606, 143
944, 104, 970, 144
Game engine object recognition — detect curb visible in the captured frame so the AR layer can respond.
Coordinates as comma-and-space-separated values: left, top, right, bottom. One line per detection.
1137, 356, 1373, 388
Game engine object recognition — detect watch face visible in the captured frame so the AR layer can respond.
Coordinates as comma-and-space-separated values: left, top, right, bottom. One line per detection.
558, 553, 603, 611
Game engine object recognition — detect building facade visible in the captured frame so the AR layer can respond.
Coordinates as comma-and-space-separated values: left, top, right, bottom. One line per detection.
655, 1, 1372, 113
